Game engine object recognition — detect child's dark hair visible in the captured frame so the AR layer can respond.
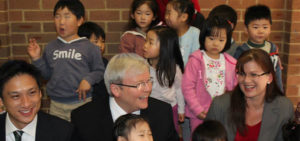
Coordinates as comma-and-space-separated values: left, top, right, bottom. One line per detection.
208, 5, 237, 30
199, 16, 232, 53
78, 22, 105, 40
53, 0, 85, 19
113, 114, 150, 141
149, 26, 184, 87
127, 0, 159, 30
192, 120, 228, 141
244, 5, 272, 27
168, 0, 194, 24
282, 120, 300, 141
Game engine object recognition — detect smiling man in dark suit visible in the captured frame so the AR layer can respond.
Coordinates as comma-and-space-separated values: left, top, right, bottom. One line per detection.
71, 53, 179, 141
0, 60, 73, 141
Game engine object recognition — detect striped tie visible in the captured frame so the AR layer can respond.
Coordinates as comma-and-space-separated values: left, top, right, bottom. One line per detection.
13, 130, 23, 141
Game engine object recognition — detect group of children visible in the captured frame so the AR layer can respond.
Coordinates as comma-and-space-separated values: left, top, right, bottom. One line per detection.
0, 0, 296, 140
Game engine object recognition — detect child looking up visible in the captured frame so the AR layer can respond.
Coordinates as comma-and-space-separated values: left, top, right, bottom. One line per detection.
113, 114, 153, 141
120, 0, 159, 57
233, 5, 283, 92
182, 16, 237, 132
27, 0, 105, 121
165, 0, 200, 65
144, 26, 185, 134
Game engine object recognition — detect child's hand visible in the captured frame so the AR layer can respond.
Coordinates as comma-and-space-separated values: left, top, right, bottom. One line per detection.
76, 79, 91, 101
197, 111, 207, 120
178, 113, 185, 122
27, 38, 41, 60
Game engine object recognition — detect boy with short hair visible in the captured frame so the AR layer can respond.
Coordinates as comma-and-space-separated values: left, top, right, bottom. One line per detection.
78, 21, 109, 101
208, 4, 238, 57
234, 5, 283, 91
27, 0, 105, 121
78, 21, 108, 66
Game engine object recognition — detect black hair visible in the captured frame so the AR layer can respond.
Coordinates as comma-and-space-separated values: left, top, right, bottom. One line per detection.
168, 0, 195, 24
0, 60, 42, 98
148, 26, 184, 87
78, 22, 105, 40
230, 49, 284, 135
192, 120, 228, 141
127, 0, 159, 30
244, 5, 272, 26
282, 120, 300, 141
200, 16, 232, 53
208, 5, 237, 30
53, 0, 85, 19
113, 114, 150, 141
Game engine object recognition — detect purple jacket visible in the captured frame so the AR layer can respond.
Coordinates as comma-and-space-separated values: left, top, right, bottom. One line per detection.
182, 50, 237, 119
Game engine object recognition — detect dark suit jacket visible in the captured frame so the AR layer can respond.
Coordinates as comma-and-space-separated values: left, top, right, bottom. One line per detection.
206, 93, 294, 141
71, 96, 179, 141
0, 111, 73, 141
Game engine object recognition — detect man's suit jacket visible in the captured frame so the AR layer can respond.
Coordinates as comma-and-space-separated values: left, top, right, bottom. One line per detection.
71, 96, 179, 141
206, 93, 294, 141
0, 111, 73, 141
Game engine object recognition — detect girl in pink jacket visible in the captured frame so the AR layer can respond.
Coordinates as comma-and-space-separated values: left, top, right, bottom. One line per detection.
182, 16, 238, 132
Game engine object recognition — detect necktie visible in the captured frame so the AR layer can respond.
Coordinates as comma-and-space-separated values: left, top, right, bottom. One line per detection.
13, 130, 23, 141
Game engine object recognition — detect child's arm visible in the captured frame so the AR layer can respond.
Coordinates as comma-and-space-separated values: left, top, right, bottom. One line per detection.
174, 66, 185, 122
76, 46, 105, 100
182, 56, 206, 119
27, 38, 52, 80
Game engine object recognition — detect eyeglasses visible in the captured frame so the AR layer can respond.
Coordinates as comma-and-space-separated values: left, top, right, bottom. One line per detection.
113, 77, 153, 91
237, 72, 270, 79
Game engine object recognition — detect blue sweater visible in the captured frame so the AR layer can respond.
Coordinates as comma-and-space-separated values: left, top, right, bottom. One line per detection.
33, 37, 105, 103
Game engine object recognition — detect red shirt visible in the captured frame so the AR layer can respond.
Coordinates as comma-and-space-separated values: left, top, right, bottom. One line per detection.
234, 122, 261, 141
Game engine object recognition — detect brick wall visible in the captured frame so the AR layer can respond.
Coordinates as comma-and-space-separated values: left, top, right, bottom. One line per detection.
0, 0, 299, 110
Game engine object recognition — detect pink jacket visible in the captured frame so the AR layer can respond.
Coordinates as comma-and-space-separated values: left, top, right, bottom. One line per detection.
182, 50, 237, 119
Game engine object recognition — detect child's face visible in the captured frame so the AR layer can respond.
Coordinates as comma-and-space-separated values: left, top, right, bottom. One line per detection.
245, 19, 271, 44
143, 30, 160, 60
89, 34, 105, 55
54, 7, 83, 42
165, 4, 186, 29
131, 3, 155, 32
204, 28, 227, 59
127, 122, 153, 141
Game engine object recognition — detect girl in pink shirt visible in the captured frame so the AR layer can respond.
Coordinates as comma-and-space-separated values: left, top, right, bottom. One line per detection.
182, 16, 238, 132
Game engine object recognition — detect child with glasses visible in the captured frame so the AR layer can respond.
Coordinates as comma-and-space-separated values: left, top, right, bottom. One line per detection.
143, 26, 185, 134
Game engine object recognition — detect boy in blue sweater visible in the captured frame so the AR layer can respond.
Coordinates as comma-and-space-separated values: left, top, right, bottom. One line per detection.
233, 5, 283, 91
27, 0, 105, 121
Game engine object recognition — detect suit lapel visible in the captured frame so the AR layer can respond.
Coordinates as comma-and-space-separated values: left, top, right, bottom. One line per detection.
0, 113, 6, 141
258, 100, 280, 141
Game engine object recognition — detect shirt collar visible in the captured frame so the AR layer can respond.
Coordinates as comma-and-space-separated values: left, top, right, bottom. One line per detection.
109, 97, 140, 122
57, 36, 86, 44
6, 113, 38, 137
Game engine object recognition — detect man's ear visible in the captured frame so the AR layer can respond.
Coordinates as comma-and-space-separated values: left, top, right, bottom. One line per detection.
110, 84, 121, 97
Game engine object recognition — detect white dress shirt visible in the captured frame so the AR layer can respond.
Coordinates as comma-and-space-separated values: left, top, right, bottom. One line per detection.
6, 114, 37, 141
109, 97, 140, 122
